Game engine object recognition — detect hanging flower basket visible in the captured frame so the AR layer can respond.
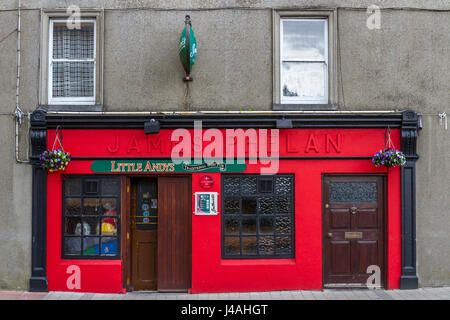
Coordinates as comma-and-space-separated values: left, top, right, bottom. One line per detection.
372, 127, 406, 168
40, 149, 72, 172
372, 148, 406, 168
40, 126, 71, 172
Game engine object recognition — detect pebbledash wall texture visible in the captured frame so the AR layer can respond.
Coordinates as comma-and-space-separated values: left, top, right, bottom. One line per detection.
0, 0, 448, 290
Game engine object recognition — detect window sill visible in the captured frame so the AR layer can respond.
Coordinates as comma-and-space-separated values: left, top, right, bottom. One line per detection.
273, 103, 338, 111
44, 104, 104, 112
220, 259, 296, 266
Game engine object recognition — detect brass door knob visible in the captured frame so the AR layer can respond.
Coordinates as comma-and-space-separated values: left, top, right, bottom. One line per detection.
350, 206, 358, 215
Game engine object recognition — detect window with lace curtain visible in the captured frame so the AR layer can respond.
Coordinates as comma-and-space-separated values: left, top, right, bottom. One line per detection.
48, 19, 96, 105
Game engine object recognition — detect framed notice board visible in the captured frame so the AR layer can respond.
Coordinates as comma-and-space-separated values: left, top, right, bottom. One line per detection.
194, 192, 219, 215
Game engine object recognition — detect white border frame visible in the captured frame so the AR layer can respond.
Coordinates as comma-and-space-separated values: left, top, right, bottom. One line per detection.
194, 192, 219, 216
280, 18, 328, 104
48, 19, 97, 105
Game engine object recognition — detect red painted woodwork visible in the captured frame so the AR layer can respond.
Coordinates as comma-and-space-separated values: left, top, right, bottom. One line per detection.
45, 128, 401, 293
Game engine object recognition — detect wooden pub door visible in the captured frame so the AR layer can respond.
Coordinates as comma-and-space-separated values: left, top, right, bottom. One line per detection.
157, 176, 191, 292
323, 175, 385, 288
129, 176, 191, 292
130, 178, 158, 290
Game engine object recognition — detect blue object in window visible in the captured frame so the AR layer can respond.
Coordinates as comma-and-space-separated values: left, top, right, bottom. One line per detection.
100, 238, 117, 255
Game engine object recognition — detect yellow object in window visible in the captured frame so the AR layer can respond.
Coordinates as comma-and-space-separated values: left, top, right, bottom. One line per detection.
102, 222, 117, 235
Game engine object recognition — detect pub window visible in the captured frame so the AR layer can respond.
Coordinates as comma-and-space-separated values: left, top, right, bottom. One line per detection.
62, 176, 121, 259
222, 175, 295, 259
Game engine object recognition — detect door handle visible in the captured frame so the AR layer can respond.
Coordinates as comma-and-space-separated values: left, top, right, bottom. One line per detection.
327, 232, 333, 238
350, 206, 358, 215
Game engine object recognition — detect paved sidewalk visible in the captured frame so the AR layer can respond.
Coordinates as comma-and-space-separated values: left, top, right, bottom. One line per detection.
1, 287, 450, 300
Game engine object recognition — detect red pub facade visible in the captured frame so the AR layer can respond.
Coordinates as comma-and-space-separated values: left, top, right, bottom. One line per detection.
29, 110, 420, 293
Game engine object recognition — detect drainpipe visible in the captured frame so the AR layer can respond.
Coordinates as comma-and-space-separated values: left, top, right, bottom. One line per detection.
14, 0, 30, 164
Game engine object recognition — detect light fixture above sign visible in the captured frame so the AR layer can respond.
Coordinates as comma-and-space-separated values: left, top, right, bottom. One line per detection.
178, 15, 197, 81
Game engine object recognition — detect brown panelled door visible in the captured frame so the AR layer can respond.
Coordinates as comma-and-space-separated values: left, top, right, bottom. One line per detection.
157, 176, 191, 292
323, 175, 385, 288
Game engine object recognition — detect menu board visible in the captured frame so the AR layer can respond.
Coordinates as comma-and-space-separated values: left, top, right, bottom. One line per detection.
194, 192, 219, 215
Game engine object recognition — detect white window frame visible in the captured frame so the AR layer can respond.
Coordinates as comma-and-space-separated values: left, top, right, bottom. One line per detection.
273, 10, 338, 110
48, 19, 97, 105
280, 18, 328, 104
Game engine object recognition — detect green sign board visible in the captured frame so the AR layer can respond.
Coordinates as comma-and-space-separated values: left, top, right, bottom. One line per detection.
90, 159, 247, 174
179, 25, 197, 71
178, 15, 197, 80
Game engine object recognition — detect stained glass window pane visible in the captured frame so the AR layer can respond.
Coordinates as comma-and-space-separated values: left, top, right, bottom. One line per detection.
101, 179, 121, 195
65, 217, 81, 235
83, 237, 99, 256
102, 198, 118, 216
101, 218, 118, 236
224, 197, 240, 214
242, 237, 257, 255
83, 217, 99, 235
329, 182, 377, 203
224, 237, 240, 255
259, 196, 274, 214
83, 198, 100, 215
242, 198, 257, 214
242, 217, 257, 234
101, 237, 118, 256
224, 217, 240, 234
223, 177, 240, 195
276, 216, 292, 235
260, 216, 274, 235
65, 198, 81, 215
241, 176, 257, 194
64, 238, 81, 255
259, 236, 275, 255
276, 196, 291, 214
276, 236, 292, 254
64, 178, 82, 196
275, 176, 293, 194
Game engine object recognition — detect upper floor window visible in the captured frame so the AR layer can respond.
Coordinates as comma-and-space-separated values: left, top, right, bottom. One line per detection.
281, 18, 328, 104
273, 11, 338, 110
40, 10, 103, 109
49, 19, 96, 105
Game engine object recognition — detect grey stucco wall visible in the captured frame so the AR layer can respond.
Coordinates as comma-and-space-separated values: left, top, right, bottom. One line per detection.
0, 1, 448, 289
416, 116, 450, 287
0, 8, 38, 290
